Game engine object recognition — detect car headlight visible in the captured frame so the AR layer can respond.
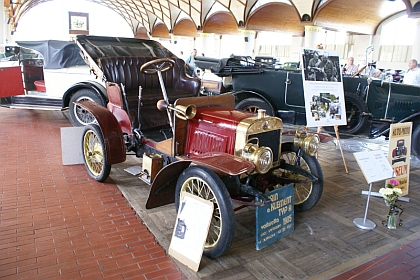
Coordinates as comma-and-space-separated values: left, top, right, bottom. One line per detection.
242, 138, 273, 174
293, 127, 320, 156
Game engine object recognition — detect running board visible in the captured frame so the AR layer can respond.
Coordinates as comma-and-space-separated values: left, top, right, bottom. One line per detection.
1, 95, 62, 111
5, 104, 62, 111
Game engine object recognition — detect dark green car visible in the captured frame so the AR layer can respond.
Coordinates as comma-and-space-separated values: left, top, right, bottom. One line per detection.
206, 56, 420, 157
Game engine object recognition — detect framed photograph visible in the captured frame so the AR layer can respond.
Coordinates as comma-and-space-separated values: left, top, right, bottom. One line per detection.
69, 12, 89, 35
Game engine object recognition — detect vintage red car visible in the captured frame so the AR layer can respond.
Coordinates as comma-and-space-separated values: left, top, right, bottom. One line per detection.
77, 53, 324, 258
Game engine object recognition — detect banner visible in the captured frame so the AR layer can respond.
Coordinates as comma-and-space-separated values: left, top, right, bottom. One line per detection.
387, 122, 412, 196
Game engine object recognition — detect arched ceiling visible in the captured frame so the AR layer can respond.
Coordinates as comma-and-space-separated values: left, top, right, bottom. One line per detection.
4, 0, 420, 38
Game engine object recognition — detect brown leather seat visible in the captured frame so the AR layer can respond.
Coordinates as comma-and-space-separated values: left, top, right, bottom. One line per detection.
99, 56, 200, 130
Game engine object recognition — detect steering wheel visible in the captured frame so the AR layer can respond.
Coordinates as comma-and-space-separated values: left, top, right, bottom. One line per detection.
140, 58, 175, 74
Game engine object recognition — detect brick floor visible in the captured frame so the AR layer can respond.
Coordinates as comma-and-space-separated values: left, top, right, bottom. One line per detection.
1, 107, 420, 279
331, 238, 420, 279
0, 108, 184, 279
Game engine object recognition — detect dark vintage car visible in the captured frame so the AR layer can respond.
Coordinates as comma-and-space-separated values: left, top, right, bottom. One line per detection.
200, 56, 420, 157
76, 45, 325, 258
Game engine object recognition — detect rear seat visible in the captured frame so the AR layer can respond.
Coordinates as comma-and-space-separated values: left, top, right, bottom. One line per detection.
99, 56, 200, 130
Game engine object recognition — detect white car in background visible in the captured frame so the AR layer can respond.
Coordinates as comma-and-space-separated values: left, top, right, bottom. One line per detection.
0, 40, 104, 126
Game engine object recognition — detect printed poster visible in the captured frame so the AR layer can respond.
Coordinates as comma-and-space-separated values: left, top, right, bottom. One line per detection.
301, 48, 347, 127
387, 122, 412, 196
168, 192, 213, 272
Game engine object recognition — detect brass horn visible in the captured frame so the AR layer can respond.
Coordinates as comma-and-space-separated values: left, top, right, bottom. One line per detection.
156, 99, 196, 120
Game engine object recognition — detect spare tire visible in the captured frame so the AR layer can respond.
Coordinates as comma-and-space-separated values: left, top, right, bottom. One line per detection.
235, 97, 274, 116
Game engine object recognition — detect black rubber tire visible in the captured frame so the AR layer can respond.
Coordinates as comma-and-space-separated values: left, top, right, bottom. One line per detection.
82, 124, 111, 182
69, 89, 106, 126
324, 92, 368, 135
412, 125, 420, 157
278, 143, 324, 212
175, 166, 235, 259
235, 97, 274, 116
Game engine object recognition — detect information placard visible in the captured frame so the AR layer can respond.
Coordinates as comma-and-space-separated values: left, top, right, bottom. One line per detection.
300, 48, 346, 127
353, 150, 395, 184
169, 193, 213, 272
256, 184, 294, 250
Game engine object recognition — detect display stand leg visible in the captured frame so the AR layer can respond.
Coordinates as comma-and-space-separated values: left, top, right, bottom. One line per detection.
316, 126, 322, 159
353, 183, 376, 230
334, 125, 349, 174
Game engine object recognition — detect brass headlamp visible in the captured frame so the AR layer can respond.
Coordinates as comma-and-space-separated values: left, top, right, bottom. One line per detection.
242, 138, 273, 174
293, 126, 320, 156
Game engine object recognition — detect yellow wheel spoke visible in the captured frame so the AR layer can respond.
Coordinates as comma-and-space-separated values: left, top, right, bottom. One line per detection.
180, 176, 222, 248
279, 150, 313, 205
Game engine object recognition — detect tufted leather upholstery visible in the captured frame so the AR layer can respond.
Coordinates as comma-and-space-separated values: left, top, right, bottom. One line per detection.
100, 56, 200, 130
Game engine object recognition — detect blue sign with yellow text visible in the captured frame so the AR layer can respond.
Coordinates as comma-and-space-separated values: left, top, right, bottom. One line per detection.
256, 184, 294, 250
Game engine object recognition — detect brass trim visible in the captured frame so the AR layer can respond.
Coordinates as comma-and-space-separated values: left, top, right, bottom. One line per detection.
234, 116, 283, 168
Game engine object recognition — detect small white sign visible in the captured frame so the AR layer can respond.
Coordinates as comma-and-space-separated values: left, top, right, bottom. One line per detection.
354, 150, 395, 184
169, 192, 213, 272
61, 126, 84, 165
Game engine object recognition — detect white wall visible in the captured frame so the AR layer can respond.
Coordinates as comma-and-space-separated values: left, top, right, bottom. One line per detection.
6, 0, 417, 72
11, 0, 133, 42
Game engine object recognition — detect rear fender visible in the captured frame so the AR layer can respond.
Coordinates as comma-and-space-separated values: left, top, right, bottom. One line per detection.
145, 152, 254, 209
77, 100, 126, 165
232, 90, 273, 109
62, 81, 107, 109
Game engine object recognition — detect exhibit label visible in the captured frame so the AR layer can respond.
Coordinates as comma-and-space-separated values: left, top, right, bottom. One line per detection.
256, 184, 294, 250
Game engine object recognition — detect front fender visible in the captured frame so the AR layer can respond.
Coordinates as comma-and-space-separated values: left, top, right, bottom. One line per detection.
77, 100, 126, 165
62, 81, 107, 109
145, 152, 255, 209
146, 161, 192, 209
398, 111, 420, 124
373, 111, 420, 138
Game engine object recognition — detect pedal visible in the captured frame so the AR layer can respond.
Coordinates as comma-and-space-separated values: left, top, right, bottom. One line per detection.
124, 166, 141, 176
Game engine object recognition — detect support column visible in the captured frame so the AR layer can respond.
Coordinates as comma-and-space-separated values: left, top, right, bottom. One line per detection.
1, 2, 6, 44
197, 33, 215, 57
411, 18, 420, 60
304, 25, 324, 49
170, 34, 183, 57
241, 30, 255, 57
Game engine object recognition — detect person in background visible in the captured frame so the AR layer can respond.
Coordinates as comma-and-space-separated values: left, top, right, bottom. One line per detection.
368, 67, 382, 78
403, 59, 420, 86
185, 49, 198, 77
342, 57, 358, 76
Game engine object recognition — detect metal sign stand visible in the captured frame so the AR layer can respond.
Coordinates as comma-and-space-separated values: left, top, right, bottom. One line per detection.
353, 150, 395, 231
353, 182, 376, 230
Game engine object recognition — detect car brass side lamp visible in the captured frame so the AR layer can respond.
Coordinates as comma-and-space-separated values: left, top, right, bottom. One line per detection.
293, 126, 320, 156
